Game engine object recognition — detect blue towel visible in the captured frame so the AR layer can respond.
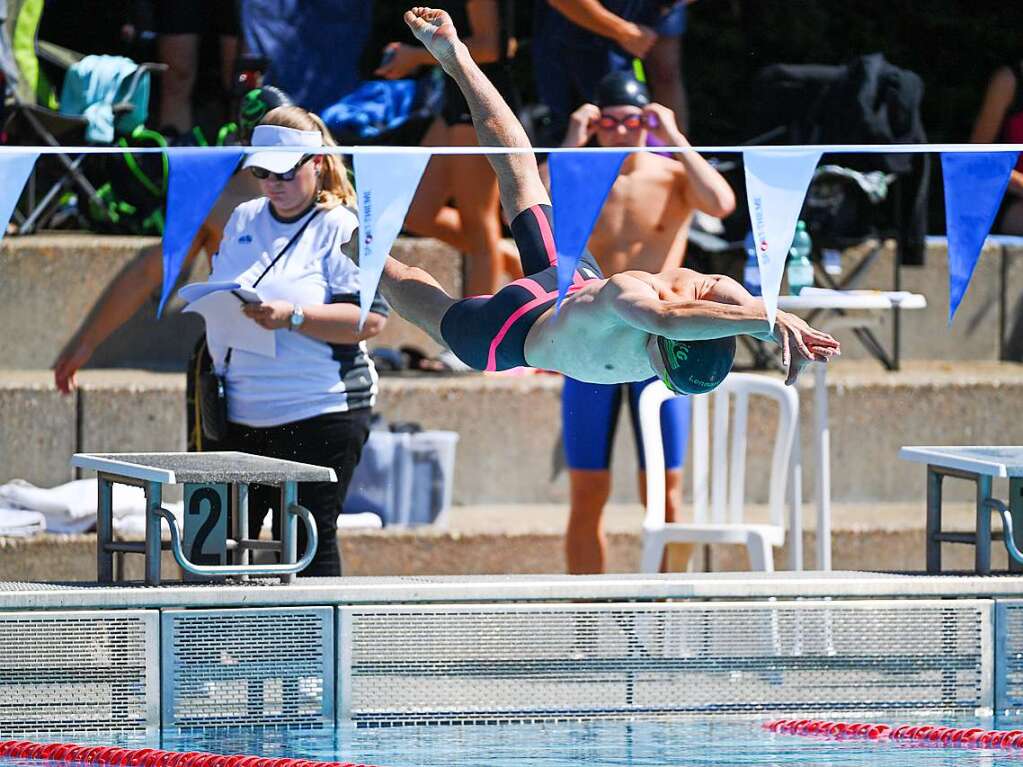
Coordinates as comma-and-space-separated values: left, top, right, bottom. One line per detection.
321, 80, 420, 140
59, 54, 148, 143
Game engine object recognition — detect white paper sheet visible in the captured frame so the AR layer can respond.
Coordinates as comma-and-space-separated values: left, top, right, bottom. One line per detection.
179, 281, 276, 357
179, 281, 261, 304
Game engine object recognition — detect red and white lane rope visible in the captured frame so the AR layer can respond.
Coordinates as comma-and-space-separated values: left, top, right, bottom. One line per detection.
765, 718, 1023, 749
0, 741, 382, 767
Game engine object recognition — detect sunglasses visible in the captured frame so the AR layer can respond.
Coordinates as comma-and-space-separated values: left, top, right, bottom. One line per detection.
249, 154, 313, 181
596, 113, 646, 131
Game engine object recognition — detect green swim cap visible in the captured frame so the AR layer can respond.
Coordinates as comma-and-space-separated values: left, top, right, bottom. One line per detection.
656, 336, 736, 395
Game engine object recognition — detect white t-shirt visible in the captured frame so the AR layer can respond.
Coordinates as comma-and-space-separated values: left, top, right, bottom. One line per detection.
207, 198, 387, 428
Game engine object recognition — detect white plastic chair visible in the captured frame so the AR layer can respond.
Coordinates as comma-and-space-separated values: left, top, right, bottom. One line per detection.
638, 373, 803, 573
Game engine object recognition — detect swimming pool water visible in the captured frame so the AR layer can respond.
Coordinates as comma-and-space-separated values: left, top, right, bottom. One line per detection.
8, 719, 1023, 767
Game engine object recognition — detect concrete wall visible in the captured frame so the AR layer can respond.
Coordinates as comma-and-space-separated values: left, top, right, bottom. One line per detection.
0, 514, 999, 580
815, 239, 1013, 363
2, 362, 1021, 505
0, 235, 462, 372
1, 235, 205, 371
4, 235, 1022, 372
0, 372, 77, 487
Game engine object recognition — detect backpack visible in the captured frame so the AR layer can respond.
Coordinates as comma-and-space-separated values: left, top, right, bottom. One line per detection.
88, 124, 167, 235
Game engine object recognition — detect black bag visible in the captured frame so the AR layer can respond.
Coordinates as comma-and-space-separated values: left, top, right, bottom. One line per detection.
194, 209, 322, 444
198, 346, 231, 443
88, 125, 168, 235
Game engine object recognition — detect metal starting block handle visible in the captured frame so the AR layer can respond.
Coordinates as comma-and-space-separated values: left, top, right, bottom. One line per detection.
156, 504, 319, 577
985, 498, 1023, 565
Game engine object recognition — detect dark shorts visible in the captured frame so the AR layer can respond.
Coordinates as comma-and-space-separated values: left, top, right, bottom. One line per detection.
154, 0, 239, 37
439, 204, 603, 371
562, 376, 691, 471
223, 408, 371, 577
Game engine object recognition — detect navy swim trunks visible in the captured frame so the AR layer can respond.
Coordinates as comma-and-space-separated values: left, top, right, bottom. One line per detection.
562, 376, 691, 471
440, 204, 603, 371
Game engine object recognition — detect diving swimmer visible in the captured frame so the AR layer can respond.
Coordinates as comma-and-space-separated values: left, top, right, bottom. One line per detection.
353, 7, 841, 392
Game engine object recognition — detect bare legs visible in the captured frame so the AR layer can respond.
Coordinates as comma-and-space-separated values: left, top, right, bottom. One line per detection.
566, 470, 611, 574
565, 467, 683, 574
377, 256, 457, 348
158, 34, 199, 132
158, 33, 238, 132
406, 119, 514, 295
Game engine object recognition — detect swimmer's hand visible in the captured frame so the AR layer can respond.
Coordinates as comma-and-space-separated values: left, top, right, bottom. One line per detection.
617, 22, 657, 59
404, 7, 461, 69
564, 103, 600, 148
771, 311, 841, 386
643, 103, 684, 146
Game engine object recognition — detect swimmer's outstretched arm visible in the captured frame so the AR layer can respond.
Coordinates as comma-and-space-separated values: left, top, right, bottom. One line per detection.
404, 7, 549, 219
608, 273, 840, 385
609, 274, 773, 341
693, 273, 841, 355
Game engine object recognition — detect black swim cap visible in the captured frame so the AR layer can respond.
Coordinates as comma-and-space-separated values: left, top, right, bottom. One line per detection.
656, 336, 736, 395
595, 71, 650, 109
238, 85, 294, 138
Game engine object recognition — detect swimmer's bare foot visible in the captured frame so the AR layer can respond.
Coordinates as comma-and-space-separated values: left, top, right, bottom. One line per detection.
404, 7, 460, 69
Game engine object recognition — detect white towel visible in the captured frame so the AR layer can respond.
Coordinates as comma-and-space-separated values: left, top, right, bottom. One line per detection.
0, 507, 46, 537
0, 478, 147, 534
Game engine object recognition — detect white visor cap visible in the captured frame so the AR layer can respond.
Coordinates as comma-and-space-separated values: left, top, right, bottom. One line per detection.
243, 125, 323, 174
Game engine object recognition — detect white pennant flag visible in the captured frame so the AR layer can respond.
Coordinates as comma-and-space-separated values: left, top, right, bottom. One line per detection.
0, 152, 39, 242
742, 149, 822, 327
353, 151, 430, 328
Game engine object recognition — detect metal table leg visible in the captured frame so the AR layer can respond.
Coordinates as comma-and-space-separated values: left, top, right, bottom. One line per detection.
788, 431, 804, 571
97, 476, 114, 582
144, 481, 163, 586
234, 482, 250, 567
926, 467, 943, 573
281, 481, 299, 584
1011, 477, 1023, 573
813, 363, 831, 570
975, 474, 993, 575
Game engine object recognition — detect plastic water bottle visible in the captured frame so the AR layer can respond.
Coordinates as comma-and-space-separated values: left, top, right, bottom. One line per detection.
786, 220, 814, 295
743, 231, 762, 297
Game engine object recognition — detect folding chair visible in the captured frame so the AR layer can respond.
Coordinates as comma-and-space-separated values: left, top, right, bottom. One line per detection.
1, 0, 163, 233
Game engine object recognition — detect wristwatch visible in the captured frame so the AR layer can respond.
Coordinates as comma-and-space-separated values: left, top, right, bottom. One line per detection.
288, 304, 305, 331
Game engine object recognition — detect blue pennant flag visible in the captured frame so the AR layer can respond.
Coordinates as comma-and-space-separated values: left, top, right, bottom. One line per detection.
0, 152, 39, 242
159, 149, 243, 316
549, 151, 626, 307
942, 151, 1019, 322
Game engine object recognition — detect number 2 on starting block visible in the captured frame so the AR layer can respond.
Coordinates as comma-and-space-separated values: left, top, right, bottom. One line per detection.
183, 482, 228, 577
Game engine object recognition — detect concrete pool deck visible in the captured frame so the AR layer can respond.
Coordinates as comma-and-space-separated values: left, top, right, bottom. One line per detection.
0, 499, 1009, 581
